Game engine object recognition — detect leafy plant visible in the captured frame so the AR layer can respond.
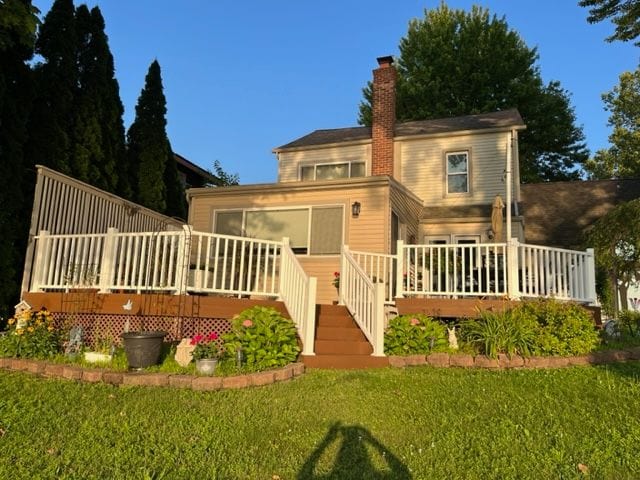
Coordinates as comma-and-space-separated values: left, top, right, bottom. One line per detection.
0, 308, 61, 359
222, 306, 300, 370
511, 299, 600, 356
461, 309, 537, 358
384, 314, 447, 355
332, 272, 340, 288
617, 309, 640, 337
191, 332, 222, 360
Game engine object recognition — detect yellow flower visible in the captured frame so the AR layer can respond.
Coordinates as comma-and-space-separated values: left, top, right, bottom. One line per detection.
7, 318, 15, 325
16, 328, 24, 336
27, 326, 35, 333
47, 326, 54, 332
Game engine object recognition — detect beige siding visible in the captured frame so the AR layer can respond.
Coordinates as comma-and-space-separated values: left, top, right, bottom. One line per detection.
298, 257, 341, 304
399, 131, 509, 206
421, 219, 525, 243
278, 143, 371, 182
389, 184, 423, 245
188, 179, 391, 258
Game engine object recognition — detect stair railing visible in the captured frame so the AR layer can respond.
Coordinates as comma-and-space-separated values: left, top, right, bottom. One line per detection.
279, 238, 317, 356
340, 245, 385, 356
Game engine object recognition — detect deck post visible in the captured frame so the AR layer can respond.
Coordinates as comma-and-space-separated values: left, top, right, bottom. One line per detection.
174, 224, 192, 295
585, 248, 597, 305
372, 281, 386, 356
30, 230, 49, 292
98, 228, 118, 293
339, 245, 348, 305
506, 238, 520, 300
395, 240, 405, 299
302, 276, 317, 356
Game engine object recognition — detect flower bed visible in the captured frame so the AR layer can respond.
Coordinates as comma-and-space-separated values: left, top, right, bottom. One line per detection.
0, 357, 305, 390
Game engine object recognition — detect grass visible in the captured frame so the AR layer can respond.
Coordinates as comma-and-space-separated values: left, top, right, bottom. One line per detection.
1, 364, 640, 479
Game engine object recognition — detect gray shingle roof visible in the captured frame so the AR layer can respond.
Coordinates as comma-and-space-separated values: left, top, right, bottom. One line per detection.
521, 178, 640, 249
274, 109, 525, 151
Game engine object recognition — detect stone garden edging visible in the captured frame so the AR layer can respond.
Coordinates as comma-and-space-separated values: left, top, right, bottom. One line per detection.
0, 357, 305, 391
389, 346, 640, 369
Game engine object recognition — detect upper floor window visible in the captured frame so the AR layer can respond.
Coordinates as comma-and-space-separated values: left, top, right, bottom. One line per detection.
446, 151, 469, 194
300, 161, 365, 181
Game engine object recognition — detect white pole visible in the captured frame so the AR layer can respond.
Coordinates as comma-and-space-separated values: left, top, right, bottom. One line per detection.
506, 132, 513, 242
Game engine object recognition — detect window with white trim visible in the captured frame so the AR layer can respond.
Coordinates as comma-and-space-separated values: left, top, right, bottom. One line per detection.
300, 161, 365, 181
214, 206, 344, 255
446, 151, 469, 194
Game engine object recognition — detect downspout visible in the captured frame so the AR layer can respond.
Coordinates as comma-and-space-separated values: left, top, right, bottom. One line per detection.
506, 132, 512, 242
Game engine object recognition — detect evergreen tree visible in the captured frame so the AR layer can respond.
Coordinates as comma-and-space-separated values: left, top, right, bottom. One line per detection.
72, 5, 125, 193
164, 142, 187, 219
358, 3, 588, 183
0, 0, 39, 319
127, 60, 170, 213
25, 0, 77, 175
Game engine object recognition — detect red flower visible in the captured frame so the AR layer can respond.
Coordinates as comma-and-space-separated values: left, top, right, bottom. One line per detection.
191, 334, 204, 345
206, 332, 219, 341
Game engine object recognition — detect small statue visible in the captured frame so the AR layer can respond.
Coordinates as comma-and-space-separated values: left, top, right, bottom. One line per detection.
65, 325, 84, 356
447, 326, 459, 350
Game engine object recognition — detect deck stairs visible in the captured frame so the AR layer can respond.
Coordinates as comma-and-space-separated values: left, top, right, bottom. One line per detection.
301, 304, 388, 369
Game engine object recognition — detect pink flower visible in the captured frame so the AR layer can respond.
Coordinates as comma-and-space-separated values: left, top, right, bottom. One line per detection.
206, 332, 219, 341
410, 318, 420, 326
242, 319, 253, 328
191, 334, 204, 345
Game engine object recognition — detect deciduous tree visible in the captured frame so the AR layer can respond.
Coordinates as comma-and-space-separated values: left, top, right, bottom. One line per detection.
585, 65, 640, 179
358, 3, 588, 182
580, 0, 640, 45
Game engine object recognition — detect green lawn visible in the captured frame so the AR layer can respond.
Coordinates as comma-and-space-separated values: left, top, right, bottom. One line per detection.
1, 364, 639, 479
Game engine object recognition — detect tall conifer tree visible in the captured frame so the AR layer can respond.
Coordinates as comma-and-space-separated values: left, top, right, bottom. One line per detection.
0, 0, 39, 318
127, 60, 170, 212
25, 0, 77, 175
73, 5, 125, 193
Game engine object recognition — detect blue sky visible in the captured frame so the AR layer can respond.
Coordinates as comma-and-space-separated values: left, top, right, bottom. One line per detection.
33, 1, 638, 184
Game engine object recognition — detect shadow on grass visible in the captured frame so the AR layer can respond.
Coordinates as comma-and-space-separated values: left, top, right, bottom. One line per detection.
297, 422, 411, 480
595, 360, 640, 381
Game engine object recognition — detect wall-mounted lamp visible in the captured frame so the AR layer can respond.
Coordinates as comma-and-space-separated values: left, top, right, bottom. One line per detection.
351, 201, 361, 218
486, 228, 495, 240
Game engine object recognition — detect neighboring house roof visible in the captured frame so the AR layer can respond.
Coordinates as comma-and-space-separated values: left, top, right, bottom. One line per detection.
521, 178, 640, 249
174, 152, 218, 188
274, 109, 525, 151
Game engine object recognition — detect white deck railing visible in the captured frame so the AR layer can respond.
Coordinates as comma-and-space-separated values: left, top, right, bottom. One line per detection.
349, 250, 396, 305
340, 246, 385, 356
517, 243, 595, 303
279, 240, 317, 356
188, 230, 282, 297
399, 242, 509, 298
31, 228, 285, 298
396, 240, 596, 304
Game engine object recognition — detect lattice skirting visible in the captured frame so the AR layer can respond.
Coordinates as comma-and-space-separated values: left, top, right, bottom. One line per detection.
52, 313, 232, 348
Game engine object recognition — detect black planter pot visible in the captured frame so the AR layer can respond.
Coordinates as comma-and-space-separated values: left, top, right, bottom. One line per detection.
121, 331, 167, 370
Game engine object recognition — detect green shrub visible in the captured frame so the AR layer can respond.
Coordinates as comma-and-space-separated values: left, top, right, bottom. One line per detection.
222, 306, 300, 371
511, 299, 599, 356
618, 309, 640, 337
0, 308, 61, 359
460, 309, 537, 358
384, 314, 447, 355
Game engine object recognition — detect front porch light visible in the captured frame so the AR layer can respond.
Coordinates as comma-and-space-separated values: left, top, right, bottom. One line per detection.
351, 201, 361, 218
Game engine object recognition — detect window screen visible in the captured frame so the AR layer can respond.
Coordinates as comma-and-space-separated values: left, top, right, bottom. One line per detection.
215, 211, 243, 236
447, 152, 469, 194
245, 209, 309, 248
310, 206, 343, 255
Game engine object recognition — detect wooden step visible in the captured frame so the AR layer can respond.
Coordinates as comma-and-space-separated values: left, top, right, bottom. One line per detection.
315, 326, 366, 341
317, 304, 350, 315
302, 354, 389, 369
316, 314, 356, 328
314, 339, 373, 355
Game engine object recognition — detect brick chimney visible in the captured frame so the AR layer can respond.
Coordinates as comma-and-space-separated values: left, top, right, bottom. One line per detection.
371, 56, 396, 177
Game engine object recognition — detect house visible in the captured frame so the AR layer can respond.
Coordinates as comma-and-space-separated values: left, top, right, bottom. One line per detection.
187, 56, 527, 304
20, 56, 599, 366
174, 152, 218, 189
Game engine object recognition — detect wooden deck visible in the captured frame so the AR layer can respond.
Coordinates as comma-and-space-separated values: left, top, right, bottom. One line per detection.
22, 290, 288, 319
